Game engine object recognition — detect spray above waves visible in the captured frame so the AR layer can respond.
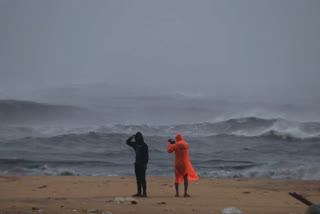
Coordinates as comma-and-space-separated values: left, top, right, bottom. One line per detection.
96, 117, 320, 140
1, 117, 320, 141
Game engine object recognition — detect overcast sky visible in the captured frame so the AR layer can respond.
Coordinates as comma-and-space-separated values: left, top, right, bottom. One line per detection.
0, 0, 319, 103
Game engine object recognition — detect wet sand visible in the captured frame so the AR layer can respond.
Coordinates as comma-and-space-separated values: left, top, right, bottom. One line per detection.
1, 176, 319, 214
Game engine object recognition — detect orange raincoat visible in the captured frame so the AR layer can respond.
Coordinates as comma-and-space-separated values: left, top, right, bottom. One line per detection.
167, 133, 198, 183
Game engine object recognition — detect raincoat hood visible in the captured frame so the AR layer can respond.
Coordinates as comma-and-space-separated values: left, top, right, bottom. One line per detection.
135, 132, 144, 144
175, 132, 183, 142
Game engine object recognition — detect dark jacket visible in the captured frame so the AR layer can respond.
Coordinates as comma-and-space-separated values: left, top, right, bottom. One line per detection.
126, 132, 149, 165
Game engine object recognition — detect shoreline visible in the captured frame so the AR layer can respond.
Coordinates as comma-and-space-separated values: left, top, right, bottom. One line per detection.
1, 175, 319, 214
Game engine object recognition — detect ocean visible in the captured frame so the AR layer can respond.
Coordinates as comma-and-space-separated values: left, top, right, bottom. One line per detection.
1, 99, 320, 180
1, 95, 320, 180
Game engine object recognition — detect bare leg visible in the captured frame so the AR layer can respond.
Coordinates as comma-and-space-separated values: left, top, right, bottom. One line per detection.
175, 183, 179, 197
184, 175, 191, 197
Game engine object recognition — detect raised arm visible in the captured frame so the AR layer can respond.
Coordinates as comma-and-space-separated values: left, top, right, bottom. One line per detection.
167, 141, 175, 153
126, 136, 135, 148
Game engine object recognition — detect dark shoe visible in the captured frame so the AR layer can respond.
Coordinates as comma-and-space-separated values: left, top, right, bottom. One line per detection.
141, 194, 147, 197
132, 193, 142, 197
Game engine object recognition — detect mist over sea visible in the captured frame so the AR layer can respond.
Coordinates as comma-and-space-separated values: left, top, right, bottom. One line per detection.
0, 90, 319, 180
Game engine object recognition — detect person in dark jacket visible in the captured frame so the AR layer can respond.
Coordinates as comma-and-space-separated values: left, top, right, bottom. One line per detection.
126, 132, 149, 197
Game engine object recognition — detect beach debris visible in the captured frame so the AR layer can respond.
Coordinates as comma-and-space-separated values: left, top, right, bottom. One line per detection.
87, 209, 99, 213
242, 191, 251, 194
221, 207, 245, 214
102, 212, 112, 214
289, 192, 320, 214
113, 197, 125, 203
305, 204, 320, 214
131, 201, 138, 204
112, 197, 138, 204
158, 202, 167, 205
31, 207, 39, 210
38, 185, 47, 189
289, 192, 313, 206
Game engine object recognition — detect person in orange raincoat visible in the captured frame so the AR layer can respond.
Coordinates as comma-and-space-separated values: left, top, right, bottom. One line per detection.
167, 132, 198, 197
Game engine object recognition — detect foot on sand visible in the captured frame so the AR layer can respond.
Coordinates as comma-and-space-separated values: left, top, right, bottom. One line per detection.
141, 194, 147, 197
184, 193, 191, 197
175, 194, 179, 197
132, 193, 142, 197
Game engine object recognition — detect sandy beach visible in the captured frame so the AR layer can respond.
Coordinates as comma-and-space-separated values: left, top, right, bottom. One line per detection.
1, 176, 319, 214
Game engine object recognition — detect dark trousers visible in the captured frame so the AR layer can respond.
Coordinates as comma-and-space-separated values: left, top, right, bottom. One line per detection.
134, 163, 146, 195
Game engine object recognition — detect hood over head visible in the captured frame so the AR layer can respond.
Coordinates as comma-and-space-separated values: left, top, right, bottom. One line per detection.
175, 132, 183, 142
135, 132, 144, 144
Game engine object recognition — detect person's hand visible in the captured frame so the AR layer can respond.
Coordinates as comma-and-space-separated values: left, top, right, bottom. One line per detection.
131, 134, 136, 138
168, 139, 175, 144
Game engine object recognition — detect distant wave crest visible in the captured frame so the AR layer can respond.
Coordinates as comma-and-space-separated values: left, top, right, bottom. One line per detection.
96, 117, 320, 140
1, 117, 320, 141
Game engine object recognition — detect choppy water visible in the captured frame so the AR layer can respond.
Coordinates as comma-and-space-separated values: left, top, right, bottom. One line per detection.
1, 117, 319, 180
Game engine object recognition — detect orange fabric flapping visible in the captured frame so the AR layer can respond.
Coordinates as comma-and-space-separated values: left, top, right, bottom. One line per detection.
167, 132, 198, 183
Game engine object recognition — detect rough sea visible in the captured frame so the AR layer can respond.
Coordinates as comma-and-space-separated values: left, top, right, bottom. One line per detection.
0, 96, 319, 180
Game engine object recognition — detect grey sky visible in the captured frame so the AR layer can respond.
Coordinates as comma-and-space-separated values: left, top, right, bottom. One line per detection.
0, 0, 319, 103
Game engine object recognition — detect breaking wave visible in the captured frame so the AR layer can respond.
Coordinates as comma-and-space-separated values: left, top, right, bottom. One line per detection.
96, 117, 320, 140
1, 117, 320, 141
198, 166, 320, 180
1, 117, 319, 179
